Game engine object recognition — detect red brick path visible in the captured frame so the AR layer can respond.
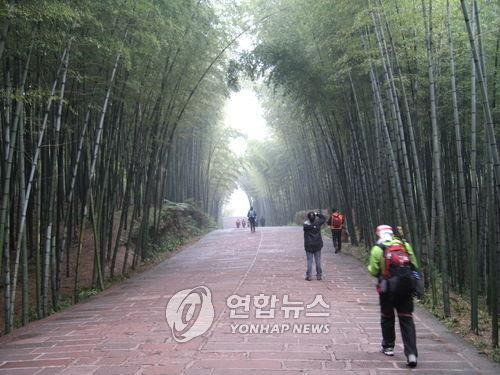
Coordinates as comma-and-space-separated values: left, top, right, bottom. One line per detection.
0, 227, 498, 374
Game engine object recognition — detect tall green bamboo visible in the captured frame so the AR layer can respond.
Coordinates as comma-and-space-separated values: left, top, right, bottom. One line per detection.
422, 0, 450, 317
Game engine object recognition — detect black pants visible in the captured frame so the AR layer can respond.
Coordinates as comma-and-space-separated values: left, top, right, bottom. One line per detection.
249, 218, 256, 232
380, 292, 418, 358
331, 229, 342, 252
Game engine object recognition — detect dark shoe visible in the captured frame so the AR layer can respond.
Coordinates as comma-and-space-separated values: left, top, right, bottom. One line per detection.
380, 346, 394, 356
317, 275, 322, 280
406, 354, 417, 368
305, 276, 312, 281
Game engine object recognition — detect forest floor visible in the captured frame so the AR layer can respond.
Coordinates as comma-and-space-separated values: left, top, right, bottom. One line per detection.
0, 226, 498, 374
0, 205, 212, 336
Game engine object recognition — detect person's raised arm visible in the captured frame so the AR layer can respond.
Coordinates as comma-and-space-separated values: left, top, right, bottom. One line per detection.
316, 213, 326, 226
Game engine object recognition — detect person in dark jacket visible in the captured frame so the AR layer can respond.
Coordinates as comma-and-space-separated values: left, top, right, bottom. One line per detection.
303, 211, 326, 281
247, 207, 257, 233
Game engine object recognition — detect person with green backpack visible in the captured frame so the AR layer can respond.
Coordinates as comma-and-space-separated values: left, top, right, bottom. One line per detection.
368, 225, 419, 368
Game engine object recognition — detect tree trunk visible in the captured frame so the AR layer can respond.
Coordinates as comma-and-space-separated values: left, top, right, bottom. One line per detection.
422, 0, 450, 317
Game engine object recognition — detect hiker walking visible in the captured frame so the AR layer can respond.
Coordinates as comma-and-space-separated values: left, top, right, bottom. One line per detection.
236, 218, 241, 228
368, 225, 419, 368
241, 219, 246, 228
327, 208, 345, 253
247, 206, 257, 233
303, 211, 326, 281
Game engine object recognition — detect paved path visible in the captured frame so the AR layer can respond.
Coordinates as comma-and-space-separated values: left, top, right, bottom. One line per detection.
0, 227, 499, 375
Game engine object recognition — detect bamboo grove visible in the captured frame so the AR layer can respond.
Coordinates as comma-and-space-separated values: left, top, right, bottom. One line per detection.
241, 0, 500, 346
0, 1, 241, 334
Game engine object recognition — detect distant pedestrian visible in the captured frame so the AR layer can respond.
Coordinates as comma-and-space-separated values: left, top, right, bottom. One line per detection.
241, 219, 246, 228
368, 225, 419, 368
303, 211, 326, 281
259, 217, 266, 227
236, 218, 241, 228
327, 208, 345, 253
247, 207, 257, 233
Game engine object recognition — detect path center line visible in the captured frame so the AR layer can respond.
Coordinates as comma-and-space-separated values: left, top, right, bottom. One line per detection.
182, 229, 264, 373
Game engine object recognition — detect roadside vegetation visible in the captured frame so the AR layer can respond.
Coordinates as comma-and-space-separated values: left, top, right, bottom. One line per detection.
0, 0, 240, 335
241, 0, 500, 351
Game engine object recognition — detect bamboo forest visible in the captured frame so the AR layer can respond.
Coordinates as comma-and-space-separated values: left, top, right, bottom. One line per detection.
0, 0, 500, 370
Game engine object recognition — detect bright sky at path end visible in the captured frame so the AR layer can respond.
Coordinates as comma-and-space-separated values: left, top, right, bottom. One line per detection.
223, 84, 270, 216
225, 87, 271, 157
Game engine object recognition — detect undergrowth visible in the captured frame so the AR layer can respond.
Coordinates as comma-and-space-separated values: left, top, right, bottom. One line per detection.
142, 201, 214, 261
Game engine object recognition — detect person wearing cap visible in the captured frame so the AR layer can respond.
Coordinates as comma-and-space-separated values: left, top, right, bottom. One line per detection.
368, 225, 419, 368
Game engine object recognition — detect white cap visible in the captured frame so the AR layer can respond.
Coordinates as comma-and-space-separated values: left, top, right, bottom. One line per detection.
375, 224, 393, 238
